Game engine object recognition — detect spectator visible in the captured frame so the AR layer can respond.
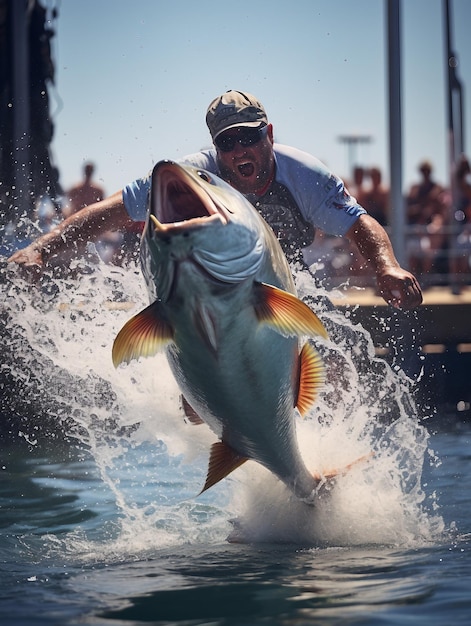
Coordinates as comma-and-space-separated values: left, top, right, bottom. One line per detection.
449, 155, 471, 290
406, 160, 447, 277
407, 160, 444, 225
350, 165, 367, 206
64, 161, 122, 263
362, 167, 389, 226
63, 162, 105, 218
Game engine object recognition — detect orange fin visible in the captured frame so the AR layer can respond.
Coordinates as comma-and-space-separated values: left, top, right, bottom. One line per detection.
181, 395, 205, 425
254, 282, 328, 340
296, 342, 325, 417
200, 441, 248, 494
112, 301, 174, 367
312, 453, 374, 481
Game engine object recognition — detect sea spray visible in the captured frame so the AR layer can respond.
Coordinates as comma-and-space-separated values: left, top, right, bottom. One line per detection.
1, 256, 233, 557
226, 268, 445, 545
0, 256, 445, 553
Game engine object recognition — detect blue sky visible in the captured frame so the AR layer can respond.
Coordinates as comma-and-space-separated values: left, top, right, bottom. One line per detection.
48, 0, 471, 199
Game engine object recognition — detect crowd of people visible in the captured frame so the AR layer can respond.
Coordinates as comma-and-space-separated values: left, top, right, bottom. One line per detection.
404, 157, 471, 291
308, 157, 471, 292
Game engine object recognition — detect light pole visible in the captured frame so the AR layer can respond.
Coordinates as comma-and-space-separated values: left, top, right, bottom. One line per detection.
338, 134, 372, 180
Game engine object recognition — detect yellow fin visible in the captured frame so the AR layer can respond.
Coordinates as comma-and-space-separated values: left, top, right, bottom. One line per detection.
200, 441, 248, 494
296, 342, 325, 417
254, 283, 328, 339
112, 301, 174, 367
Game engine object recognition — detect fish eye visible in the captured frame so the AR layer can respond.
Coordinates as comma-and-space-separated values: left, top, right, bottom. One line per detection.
197, 170, 212, 183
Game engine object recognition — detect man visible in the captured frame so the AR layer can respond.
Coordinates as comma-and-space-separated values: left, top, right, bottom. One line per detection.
63, 161, 105, 218
8, 90, 422, 309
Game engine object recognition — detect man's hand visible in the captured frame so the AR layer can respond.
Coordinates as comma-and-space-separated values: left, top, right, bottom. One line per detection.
7, 244, 44, 279
7, 190, 130, 279
8, 244, 43, 266
376, 267, 423, 309
347, 215, 423, 310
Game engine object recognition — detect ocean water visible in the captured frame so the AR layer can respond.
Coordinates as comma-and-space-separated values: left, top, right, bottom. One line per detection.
1, 256, 470, 626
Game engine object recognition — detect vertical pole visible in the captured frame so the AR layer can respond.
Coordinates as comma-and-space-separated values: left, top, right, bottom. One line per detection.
444, 0, 465, 291
11, 0, 31, 220
387, 0, 406, 267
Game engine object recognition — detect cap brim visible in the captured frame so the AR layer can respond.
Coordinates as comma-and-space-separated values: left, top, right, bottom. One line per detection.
213, 121, 266, 140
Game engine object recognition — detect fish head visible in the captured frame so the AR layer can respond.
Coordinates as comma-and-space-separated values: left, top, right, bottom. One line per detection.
141, 160, 290, 303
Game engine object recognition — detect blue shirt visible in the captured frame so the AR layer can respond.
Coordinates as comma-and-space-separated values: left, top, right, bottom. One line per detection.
122, 143, 365, 262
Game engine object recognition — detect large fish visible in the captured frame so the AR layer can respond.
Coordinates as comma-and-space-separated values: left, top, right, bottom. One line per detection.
112, 160, 332, 503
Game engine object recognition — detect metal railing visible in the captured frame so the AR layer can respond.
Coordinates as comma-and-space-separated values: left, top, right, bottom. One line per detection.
305, 224, 471, 293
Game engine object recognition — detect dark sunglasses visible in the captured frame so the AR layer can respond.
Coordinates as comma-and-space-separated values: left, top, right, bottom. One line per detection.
215, 125, 268, 152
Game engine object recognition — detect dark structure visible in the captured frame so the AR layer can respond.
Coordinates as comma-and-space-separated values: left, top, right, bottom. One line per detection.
0, 0, 61, 235
332, 288, 471, 424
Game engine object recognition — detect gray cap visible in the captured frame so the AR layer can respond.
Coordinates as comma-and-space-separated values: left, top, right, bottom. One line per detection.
206, 90, 268, 140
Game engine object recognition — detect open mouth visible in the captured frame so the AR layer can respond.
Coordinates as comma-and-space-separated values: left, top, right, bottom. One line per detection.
150, 162, 229, 233
164, 180, 208, 221
237, 162, 255, 178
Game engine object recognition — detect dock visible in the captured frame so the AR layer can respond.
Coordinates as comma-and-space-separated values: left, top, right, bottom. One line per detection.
330, 286, 471, 350
330, 286, 471, 417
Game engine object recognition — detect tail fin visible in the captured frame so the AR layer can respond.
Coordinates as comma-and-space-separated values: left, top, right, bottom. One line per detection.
312, 453, 373, 482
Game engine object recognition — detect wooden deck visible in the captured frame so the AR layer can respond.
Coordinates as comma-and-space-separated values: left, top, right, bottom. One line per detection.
329, 286, 471, 411
330, 286, 471, 350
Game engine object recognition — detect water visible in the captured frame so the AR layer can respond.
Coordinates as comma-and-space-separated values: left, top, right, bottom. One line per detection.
1, 255, 470, 625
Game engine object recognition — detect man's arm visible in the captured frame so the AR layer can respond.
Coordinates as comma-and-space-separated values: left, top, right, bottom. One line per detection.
346, 213, 423, 309
8, 191, 133, 271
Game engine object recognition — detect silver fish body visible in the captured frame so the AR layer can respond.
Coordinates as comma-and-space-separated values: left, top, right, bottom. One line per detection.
113, 160, 328, 502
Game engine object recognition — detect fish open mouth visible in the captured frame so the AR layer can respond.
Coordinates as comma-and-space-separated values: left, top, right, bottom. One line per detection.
151, 161, 229, 232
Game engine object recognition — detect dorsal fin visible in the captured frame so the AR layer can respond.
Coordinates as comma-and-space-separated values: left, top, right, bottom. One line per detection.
112, 301, 174, 367
296, 342, 325, 417
253, 283, 328, 339
199, 441, 248, 494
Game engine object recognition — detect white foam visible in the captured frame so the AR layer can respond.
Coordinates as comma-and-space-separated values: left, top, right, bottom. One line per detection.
1, 258, 445, 555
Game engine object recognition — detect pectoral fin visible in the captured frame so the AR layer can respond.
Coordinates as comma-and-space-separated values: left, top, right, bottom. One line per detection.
200, 441, 248, 494
254, 283, 328, 340
112, 301, 174, 367
296, 342, 325, 417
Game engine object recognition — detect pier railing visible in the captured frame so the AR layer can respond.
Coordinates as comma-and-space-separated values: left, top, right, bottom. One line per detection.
308, 224, 471, 293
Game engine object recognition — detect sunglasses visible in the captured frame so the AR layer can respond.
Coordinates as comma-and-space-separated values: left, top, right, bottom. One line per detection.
215, 125, 268, 152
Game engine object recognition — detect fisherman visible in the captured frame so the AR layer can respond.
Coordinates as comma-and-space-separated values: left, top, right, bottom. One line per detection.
8, 90, 422, 309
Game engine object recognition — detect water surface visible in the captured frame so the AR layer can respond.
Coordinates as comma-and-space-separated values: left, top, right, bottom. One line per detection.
1, 258, 468, 625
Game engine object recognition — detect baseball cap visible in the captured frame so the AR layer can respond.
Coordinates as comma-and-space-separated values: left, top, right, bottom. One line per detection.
206, 90, 268, 140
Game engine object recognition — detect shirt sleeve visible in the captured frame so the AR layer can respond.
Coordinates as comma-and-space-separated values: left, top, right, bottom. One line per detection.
122, 150, 219, 221
273, 144, 366, 236
309, 172, 366, 236
122, 172, 151, 221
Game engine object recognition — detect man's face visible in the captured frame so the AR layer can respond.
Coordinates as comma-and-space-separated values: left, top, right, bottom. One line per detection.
215, 124, 275, 195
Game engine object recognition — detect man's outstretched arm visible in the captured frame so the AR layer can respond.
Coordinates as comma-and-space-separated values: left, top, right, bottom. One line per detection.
347, 213, 423, 310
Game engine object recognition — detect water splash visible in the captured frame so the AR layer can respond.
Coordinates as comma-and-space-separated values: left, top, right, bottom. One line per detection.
0, 255, 445, 555
227, 270, 444, 545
